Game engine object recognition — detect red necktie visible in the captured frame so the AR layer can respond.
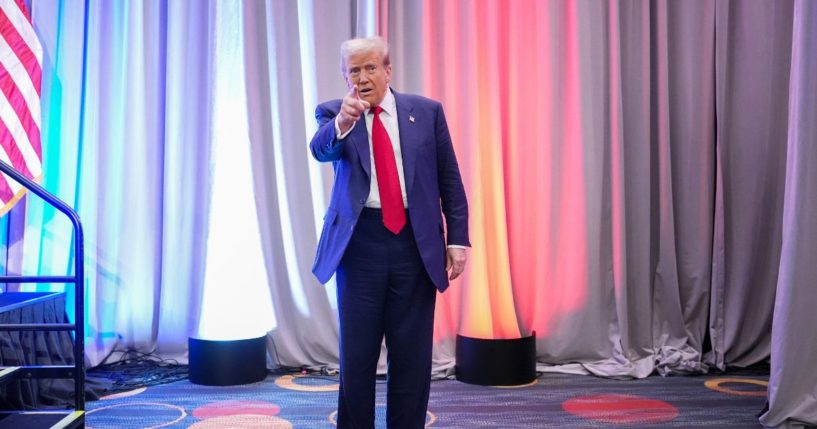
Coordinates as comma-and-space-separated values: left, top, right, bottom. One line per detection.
371, 106, 406, 234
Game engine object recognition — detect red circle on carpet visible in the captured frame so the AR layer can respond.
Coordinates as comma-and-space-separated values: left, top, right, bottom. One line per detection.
193, 400, 281, 419
562, 393, 678, 424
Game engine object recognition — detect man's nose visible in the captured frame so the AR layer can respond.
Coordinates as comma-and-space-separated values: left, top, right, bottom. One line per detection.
358, 74, 370, 84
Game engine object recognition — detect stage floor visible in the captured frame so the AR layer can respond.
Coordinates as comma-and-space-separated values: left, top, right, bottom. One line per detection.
84, 369, 767, 428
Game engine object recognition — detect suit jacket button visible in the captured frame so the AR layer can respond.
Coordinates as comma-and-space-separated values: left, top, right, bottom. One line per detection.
359, 199, 365, 204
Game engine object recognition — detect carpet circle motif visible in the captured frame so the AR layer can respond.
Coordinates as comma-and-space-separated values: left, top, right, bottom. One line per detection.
704, 377, 768, 397
275, 374, 340, 392
188, 415, 293, 428
328, 406, 437, 427
99, 387, 147, 400
562, 393, 678, 424
192, 400, 281, 419
85, 401, 187, 429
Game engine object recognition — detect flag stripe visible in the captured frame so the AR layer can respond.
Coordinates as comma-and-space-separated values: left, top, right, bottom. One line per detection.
0, 7, 42, 94
0, 119, 31, 177
0, 114, 31, 176
0, 0, 40, 214
11, 0, 28, 20
0, 60, 40, 157
0, 86, 39, 175
3, 0, 41, 65
0, 34, 41, 128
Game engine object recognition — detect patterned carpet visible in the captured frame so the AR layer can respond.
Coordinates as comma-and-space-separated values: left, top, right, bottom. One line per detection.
84, 371, 768, 428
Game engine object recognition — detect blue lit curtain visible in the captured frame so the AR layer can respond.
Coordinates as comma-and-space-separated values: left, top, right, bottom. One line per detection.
0, 1, 812, 427
12, 1, 217, 364
12, 0, 375, 368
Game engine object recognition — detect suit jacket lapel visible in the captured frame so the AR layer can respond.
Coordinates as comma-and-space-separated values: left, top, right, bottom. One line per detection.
350, 115, 371, 178
394, 91, 417, 197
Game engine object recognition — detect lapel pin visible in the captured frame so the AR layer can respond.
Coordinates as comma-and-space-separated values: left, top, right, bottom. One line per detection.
409, 115, 415, 123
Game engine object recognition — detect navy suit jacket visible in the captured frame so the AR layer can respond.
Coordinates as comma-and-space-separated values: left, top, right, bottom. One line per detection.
310, 90, 469, 292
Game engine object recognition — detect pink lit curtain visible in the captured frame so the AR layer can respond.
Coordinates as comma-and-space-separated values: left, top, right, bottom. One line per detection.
387, 0, 787, 376
242, 0, 815, 426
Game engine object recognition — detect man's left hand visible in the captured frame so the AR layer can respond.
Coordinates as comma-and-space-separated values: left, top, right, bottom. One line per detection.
446, 247, 467, 280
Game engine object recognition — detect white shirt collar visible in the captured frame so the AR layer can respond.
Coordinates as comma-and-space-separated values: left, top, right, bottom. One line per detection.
368, 88, 396, 117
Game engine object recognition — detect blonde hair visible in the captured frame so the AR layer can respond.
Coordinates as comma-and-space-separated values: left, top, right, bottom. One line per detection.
340, 36, 390, 74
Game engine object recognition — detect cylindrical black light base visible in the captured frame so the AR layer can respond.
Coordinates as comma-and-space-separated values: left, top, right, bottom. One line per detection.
189, 336, 267, 386
455, 334, 536, 386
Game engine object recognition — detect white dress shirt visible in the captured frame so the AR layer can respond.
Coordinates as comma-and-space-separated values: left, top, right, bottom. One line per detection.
335, 88, 407, 208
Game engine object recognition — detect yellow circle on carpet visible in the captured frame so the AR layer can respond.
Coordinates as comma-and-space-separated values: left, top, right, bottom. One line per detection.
274, 374, 339, 392
492, 379, 539, 388
704, 377, 768, 397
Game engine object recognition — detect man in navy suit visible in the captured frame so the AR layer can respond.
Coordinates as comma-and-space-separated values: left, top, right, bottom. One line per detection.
310, 36, 469, 428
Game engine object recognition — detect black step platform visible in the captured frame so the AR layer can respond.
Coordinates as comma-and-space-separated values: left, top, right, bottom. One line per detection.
0, 411, 84, 429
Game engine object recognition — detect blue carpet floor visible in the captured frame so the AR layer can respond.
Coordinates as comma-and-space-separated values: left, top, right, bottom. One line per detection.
85, 371, 768, 428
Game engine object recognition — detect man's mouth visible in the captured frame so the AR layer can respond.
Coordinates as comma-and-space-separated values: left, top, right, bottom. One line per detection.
359, 88, 373, 96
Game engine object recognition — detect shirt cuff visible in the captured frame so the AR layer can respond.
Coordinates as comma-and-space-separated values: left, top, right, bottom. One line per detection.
335, 116, 355, 139
447, 245, 468, 249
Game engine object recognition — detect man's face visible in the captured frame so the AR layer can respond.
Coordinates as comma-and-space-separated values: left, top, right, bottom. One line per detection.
344, 51, 391, 107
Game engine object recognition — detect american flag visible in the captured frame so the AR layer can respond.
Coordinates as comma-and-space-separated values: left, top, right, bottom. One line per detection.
0, 0, 42, 216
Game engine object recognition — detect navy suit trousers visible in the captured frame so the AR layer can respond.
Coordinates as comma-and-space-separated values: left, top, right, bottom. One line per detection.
336, 208, 437, 429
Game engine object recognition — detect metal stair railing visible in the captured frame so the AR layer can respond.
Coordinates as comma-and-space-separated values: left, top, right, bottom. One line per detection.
0, 160, 85, 413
